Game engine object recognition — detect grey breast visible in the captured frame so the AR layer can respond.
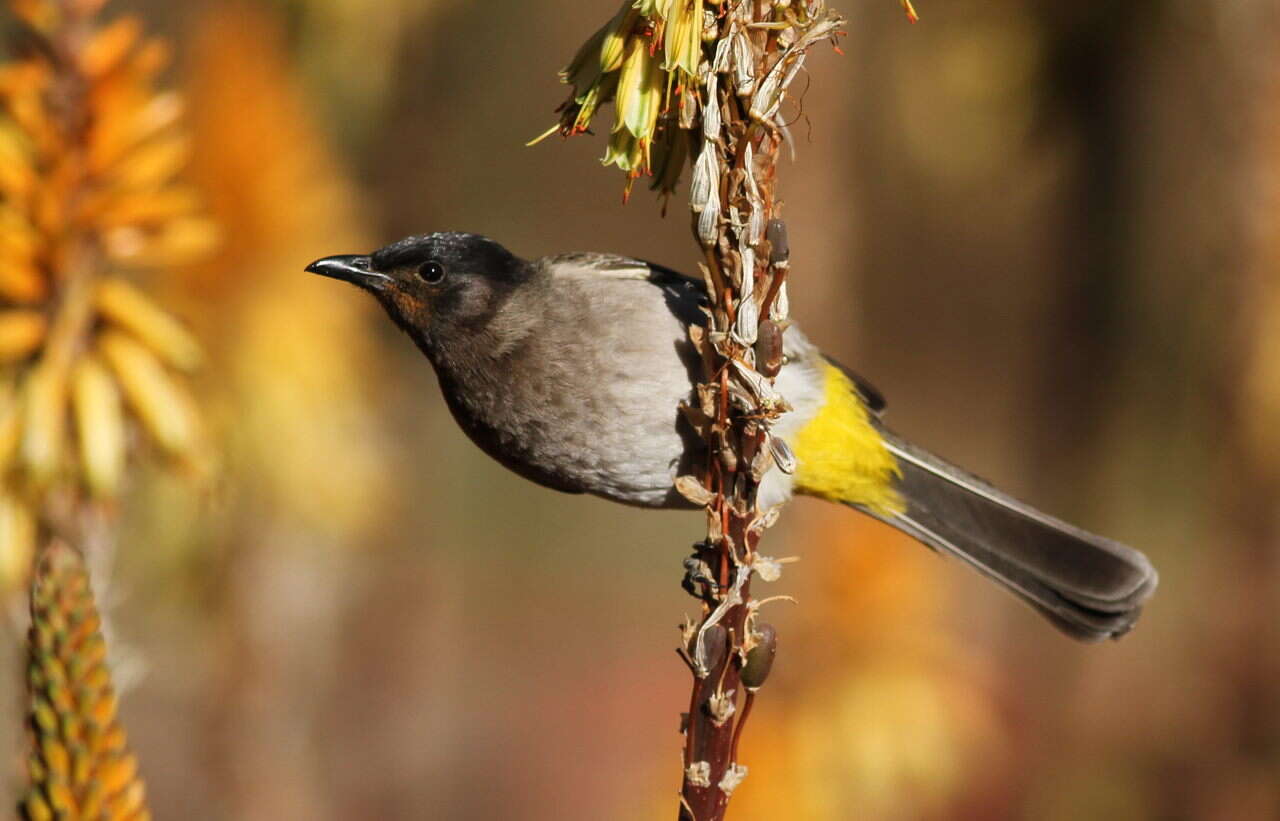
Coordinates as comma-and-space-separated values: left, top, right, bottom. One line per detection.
459, 254, 706, 507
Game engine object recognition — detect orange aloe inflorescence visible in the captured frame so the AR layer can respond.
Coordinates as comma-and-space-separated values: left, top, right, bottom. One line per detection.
0, 0, 215, 574
0, 0, 215, 816
22, 542, 148, 821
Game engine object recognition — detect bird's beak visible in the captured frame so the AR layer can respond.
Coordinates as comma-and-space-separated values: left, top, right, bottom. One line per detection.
305, 254, 391, 291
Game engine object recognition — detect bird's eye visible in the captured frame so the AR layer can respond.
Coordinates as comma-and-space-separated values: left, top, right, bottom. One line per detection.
416, 261, 446, 284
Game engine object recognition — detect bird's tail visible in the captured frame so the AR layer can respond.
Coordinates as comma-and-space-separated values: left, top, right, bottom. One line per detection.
856, 431, 1158, 642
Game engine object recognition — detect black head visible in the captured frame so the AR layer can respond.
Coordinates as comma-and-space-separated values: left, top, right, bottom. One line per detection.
306, 232, 533, 343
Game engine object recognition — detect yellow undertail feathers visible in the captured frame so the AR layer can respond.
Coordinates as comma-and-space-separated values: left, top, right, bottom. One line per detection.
792, 363, 903, 516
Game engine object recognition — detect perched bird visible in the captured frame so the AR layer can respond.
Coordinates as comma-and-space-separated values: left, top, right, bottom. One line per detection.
307, 232, 1157, 641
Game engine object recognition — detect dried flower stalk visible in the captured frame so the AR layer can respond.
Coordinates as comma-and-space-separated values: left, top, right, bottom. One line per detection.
539, 2, 922, 818
21, 541, 149, 821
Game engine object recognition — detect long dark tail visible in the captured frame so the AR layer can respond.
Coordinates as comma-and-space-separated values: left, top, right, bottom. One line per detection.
857, 430, 1158, 642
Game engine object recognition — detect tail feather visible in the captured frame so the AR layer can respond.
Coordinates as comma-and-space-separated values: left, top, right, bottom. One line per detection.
858, 430, 1158, 642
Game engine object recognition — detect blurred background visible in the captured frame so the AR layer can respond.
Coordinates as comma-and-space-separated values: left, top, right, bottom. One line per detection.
5, 0, 1279, 818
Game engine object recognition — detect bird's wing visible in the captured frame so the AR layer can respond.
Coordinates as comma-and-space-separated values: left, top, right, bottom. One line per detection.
542, 251, 659, 280
541, 251, 887, 414
542, 251, 709, 329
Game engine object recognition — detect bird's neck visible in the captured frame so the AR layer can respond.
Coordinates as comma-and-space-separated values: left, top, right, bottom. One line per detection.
415, 280, 550, 406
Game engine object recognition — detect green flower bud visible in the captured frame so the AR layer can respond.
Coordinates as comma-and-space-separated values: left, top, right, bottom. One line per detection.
615, 34, 662, 141
662, 0, 704, 79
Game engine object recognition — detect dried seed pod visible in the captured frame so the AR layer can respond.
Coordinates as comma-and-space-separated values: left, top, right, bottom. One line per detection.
755, 319, 784, 378
690, 142, 718, 213
741, 624, 777, 691
697, 187, 721, 247
693, 623, 728, 678
770, 279, 790, 321
71, 356, 125, 497
96, 277, 202, 371
766, 218, 790, 266
731, 30, 755, 95
734, 296, 759, 346
98, 330, 201, 458
701, 73, 721, 139
0, 310, 47, 362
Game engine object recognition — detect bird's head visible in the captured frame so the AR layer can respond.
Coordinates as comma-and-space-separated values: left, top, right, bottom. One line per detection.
306, 232, 534, 346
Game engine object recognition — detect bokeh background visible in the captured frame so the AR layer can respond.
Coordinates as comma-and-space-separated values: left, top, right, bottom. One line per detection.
5, 0, 1280, 818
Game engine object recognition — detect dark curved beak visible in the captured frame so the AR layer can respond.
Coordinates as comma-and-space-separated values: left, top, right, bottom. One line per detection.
305, 254, 390, 291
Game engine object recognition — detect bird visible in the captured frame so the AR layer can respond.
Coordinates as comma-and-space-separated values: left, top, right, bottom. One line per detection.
306, 231, 1157, 642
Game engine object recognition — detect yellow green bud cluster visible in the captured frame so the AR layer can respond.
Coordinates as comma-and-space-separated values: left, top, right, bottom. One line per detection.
539, 1, 917, 200
539, 0, 710, 197
21, 543, 151, 821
